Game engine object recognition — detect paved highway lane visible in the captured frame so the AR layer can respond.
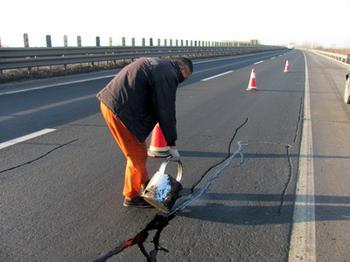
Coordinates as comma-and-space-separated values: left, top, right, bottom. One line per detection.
0, 49, 287, 143
302, 52, 350, 262
1, 50, 349, 261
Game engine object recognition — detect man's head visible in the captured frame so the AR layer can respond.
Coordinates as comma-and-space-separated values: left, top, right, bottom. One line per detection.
175, 57, 193, 80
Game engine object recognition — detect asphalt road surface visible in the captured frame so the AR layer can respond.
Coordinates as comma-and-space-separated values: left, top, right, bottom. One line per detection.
1, 50, 349, 262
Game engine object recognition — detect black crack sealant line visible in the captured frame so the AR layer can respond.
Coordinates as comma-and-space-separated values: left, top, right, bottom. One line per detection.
0, 139, 79, 174
93, 118, 249, 262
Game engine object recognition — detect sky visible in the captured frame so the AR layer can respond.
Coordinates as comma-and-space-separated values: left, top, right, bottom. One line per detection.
1, 0, 349, 48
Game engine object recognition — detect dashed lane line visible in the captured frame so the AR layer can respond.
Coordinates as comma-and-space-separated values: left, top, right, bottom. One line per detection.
0, 128, 56, 150
201, 70, 233, 81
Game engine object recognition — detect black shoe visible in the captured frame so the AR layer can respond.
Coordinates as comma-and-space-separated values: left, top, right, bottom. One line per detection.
123, 197, 153, 208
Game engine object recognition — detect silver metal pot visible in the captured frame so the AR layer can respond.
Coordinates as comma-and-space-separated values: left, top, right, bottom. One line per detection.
141, 157, 183, 213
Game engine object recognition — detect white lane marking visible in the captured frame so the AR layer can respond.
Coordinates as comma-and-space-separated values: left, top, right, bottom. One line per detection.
201, 70, 233, 81
193, 51, 274, 64
0, 75, 115, 96
0, 94, 95, 122
194, 56, 241, 64
254, 60, 264, 65
193, 55, 271, 75
0, 128, 56, 150
270, 57, 276, 60
288, 53, 316, 262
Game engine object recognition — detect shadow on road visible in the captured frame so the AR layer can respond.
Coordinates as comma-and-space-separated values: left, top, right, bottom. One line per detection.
180, 150, 350, 160
177, 192, 350, 225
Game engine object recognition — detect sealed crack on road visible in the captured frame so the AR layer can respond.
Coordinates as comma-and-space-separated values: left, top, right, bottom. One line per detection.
0, 139, 79, 174
94, 103, 305, 260
93, 118, 249, 262
278, 144, 293, 215
293, 96, 304, 144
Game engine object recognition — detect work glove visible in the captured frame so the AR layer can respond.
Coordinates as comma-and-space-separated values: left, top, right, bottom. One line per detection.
169, 146, 180, 160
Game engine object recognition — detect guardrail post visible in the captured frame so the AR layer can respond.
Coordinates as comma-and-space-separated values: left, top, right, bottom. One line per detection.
150, 38, 153, 46
64, 35, 68, 47
96, 36, 100, 47
23, 33, 29, 47
0, 37, 2, 48
122, 37, 126, 46
186, 40, 188, 46
77, 36, 82, 47
181, 39, 183, 46
176, 39, 178, 46
164, 39, 167, 46
157, 38, 161, 46
109, 37, 113, 46
131, 37, 135, 47
46, 35, 52, 48
170, 39, 173, 46
190, 40, 193, 47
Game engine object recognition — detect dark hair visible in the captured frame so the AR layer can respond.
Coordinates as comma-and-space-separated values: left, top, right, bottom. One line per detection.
175, 57, 193, 73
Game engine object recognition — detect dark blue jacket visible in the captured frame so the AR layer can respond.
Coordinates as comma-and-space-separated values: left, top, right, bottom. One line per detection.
97, 57, 184, 145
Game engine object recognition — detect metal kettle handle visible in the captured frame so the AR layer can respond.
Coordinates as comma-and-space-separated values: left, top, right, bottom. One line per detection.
158, 156, 183, 182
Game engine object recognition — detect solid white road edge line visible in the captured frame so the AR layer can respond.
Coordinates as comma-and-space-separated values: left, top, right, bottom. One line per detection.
288, 53, 316, 262
201, 70, 233, 81
254, 60, 264, 65
0, 128, 56, 150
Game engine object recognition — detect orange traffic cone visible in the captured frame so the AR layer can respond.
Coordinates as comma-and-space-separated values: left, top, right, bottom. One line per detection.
284, 60, 289, 73
148, 123, 170, 158
246, 68, 257, 91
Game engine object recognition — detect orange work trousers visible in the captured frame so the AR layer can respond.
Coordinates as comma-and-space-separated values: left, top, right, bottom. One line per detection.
99, 102, 149, 198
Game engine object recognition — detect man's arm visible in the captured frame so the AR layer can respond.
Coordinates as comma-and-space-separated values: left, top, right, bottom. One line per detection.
151, 71, 178, 146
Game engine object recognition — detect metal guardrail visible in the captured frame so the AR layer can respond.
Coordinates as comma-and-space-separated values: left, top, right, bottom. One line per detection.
311, 49, 350, 65
0, 45, 285, 70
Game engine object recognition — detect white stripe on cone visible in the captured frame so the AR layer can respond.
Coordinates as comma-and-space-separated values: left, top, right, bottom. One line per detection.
246, 68, 257, 91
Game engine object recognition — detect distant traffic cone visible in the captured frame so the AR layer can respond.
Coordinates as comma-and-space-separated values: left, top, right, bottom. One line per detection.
246, 68, 257, 91
284, 60, 289, 73
148, 123, 170, 158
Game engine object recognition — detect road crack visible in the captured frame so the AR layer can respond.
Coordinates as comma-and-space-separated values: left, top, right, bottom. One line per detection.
0, 139, 79, 174
93, 119, 249, 262
293, 96, 304, 144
